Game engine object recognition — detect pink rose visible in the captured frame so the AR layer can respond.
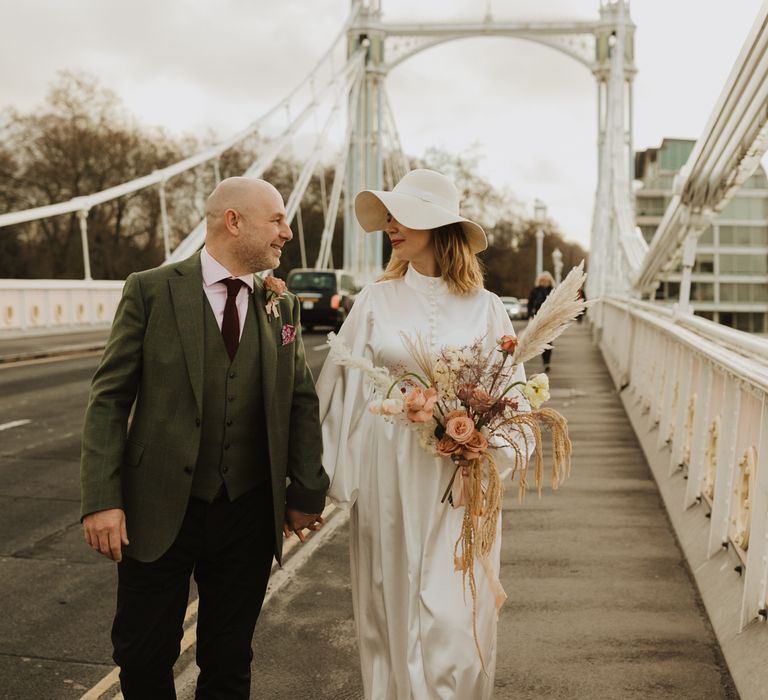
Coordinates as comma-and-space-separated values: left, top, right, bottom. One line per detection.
461, 430, 489, 460
498, 334, 518, 354
468, 388, 496, 413
264, 276, 287, 295
445, 409, 469, 422
456, 384, 476, 403
436, 435, 463, 457
405, 386, 438, 423
445, 414, 476, 444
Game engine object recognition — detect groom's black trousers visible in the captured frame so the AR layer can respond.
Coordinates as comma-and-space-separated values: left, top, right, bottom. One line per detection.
111, 482, 275, 700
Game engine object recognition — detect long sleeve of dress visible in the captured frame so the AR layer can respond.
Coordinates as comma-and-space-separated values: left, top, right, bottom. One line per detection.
487, 294, 537, 478
316, 286, 375, 507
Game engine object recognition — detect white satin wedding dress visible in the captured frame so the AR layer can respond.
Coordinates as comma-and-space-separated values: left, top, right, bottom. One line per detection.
316, 265, 529, 700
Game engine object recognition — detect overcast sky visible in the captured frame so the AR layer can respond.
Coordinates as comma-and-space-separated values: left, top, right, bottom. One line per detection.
1, 0, 765, 250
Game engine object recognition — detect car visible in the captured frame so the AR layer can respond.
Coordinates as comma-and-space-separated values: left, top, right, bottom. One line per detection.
499, 296, 525, 321
286, 268, 358, 332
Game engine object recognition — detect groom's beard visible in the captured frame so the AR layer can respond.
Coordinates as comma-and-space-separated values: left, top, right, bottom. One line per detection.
234, 237, 278, 274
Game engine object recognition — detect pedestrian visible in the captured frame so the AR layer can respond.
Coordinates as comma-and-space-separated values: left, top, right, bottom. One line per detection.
528, 271, 555, 372
80, 176, 329, 699
576, 286, 587, 323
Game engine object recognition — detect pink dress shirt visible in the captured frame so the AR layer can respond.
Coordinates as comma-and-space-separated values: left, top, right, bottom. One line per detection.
200, 247, 254, 340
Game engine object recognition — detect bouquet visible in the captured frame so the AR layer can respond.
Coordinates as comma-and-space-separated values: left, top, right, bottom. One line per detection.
327, 262, 587, 666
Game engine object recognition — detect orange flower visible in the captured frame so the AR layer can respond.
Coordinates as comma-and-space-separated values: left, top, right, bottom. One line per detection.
445, 409, 469, 422
445, 414, 476, 444
498, 334, 518, 354
456, 384, 476, 403
436, 435, 463, 457
264, 276, 287, 295
461, 430, 489, 460
405, 386, 438, 423
468, 388, 496, 413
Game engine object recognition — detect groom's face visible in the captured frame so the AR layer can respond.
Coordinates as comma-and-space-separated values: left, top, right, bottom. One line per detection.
234, 187, 292, 272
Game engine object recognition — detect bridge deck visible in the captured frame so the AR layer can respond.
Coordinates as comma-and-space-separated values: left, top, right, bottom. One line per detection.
231, 322, 738, 699
0, 323, 740, 699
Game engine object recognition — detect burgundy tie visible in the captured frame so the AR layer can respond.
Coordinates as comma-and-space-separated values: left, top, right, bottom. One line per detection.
220, 278, 245, 361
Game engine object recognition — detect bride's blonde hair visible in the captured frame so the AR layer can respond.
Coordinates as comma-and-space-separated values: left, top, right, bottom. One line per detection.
377, 222, 484, 294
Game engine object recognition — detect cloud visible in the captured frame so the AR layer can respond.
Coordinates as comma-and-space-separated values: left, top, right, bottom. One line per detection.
1, 0, 766, 252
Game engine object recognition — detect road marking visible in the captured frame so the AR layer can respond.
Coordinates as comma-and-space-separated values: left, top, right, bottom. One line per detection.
0, 420, 31, 431
81, 502, 340, 700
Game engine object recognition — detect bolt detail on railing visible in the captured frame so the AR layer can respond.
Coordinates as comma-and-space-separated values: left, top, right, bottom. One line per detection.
703, 417, 720, 502
730, 446, 756, 551
682, 394, 696, 467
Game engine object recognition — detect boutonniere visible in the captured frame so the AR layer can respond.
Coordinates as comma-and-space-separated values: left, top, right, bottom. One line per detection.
264, 276, 288, 321
281, 324, 297, 346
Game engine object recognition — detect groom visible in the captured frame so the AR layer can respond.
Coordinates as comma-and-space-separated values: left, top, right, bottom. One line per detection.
80, 177, 329, 699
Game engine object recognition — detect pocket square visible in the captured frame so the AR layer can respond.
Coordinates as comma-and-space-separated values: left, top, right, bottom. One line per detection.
281, 324, 297, 346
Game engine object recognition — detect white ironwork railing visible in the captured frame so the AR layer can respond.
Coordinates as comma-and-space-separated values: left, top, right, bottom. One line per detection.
634, 2, 768, 296
595, 296, 768, 633
0, 279, 124, 331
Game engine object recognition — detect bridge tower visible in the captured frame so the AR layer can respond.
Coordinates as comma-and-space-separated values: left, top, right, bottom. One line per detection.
344, 0, 643, 294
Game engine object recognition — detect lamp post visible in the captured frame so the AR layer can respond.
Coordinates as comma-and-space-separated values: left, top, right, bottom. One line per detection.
534, 199, 547, 282
552, 247, 563, 285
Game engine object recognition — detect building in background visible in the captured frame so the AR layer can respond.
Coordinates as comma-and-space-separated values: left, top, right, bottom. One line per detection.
635, 138, 768, 334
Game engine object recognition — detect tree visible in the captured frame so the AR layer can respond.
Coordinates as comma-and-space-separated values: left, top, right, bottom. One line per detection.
0, 72, 191, 278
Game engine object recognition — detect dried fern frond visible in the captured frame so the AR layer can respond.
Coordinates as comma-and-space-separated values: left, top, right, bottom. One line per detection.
510, 261, 587, 367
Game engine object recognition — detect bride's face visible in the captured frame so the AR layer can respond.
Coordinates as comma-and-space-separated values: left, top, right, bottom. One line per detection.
384, 212, 434, 265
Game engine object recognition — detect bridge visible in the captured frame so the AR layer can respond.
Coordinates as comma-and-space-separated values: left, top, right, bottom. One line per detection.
1, 1, 768, 698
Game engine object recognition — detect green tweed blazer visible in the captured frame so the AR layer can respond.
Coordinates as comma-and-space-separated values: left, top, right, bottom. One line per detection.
80, 252, 329, 563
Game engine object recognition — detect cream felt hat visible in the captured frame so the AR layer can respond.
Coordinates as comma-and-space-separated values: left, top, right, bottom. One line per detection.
354, 169, 488, 254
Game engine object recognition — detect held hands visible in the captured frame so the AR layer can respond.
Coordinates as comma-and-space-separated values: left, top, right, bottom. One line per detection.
83, 508, 129, 562
283, 508, 324, 543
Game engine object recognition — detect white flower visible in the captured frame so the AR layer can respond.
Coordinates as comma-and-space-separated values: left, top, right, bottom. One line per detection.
522, 373, 550, 409
381, 398, 404, 415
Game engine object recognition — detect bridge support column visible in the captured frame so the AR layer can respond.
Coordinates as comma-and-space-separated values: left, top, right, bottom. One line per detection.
345, 4, 385, 281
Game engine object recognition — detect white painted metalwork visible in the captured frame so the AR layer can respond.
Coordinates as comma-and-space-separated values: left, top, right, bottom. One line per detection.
347, 1, 641, 292
634, 2, 768, 296
0, 279, 124, 331
596, 294, 768, 632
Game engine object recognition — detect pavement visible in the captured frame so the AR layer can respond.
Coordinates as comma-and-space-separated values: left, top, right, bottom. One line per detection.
0, 324, 739, 699
0, 327, 112, 364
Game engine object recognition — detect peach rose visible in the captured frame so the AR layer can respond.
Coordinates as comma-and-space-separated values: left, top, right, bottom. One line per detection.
264, 276, 287, 295
498, 334, 518, 354
445, 409, 468, 422
456, 383, 476, 403
461, 430, 489, 460
436, 435, 463, 457
468, 388, 496, 413
405, 386, 438, 423
445, 414, 476, 444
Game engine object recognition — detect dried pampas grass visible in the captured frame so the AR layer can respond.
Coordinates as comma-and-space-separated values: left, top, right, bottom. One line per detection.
510, 260, 587, 367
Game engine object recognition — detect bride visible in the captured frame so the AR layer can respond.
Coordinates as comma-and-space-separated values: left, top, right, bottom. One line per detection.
315, 169, 531, 699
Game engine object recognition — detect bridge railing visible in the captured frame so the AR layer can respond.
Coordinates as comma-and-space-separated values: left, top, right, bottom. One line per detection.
0, 279, 123, 332
593, 296, 768, 631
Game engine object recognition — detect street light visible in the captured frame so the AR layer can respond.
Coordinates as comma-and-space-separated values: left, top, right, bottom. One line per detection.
552, 247, 563, 285
534, 199, 547, 282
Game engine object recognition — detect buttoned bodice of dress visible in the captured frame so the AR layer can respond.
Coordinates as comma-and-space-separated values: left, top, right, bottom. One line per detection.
402, 265, 449, 350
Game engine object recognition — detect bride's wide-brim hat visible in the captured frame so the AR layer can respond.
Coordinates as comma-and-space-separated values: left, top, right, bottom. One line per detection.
354, 169, 488, 254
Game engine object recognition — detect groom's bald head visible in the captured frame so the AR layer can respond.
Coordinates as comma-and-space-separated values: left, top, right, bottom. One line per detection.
203, 176, 291, 274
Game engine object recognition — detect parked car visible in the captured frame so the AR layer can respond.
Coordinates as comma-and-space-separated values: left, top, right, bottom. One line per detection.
499, 296, 525, 321
286, 268, 358, 331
